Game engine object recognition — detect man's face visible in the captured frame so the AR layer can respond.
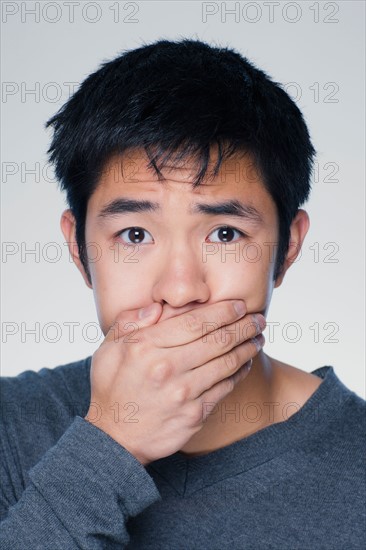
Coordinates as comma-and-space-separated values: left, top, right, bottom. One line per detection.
69, 149, 284, 334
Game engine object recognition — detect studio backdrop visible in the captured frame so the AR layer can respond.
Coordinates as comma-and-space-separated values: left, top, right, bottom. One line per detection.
1, 0, 365, 398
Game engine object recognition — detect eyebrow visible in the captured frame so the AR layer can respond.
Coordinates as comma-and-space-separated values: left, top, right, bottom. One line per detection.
97, 198, 264, 224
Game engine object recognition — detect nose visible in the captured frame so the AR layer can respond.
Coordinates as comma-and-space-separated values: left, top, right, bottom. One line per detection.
151, 242, 210, 312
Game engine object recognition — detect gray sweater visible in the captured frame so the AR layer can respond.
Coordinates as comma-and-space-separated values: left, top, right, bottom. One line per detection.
0, 356, 365, 549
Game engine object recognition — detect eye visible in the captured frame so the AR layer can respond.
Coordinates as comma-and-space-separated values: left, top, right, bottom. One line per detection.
116, 227, 154, 246
207, 225, 247, 244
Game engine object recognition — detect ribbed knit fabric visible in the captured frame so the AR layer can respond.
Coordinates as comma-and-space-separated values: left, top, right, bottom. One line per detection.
0, 356, 365, 549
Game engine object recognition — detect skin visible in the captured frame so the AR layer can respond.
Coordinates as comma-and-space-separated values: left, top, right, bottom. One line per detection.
61, 147, 323, 457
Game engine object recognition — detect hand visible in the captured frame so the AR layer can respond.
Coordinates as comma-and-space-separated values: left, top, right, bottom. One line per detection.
84, 300, 265, 465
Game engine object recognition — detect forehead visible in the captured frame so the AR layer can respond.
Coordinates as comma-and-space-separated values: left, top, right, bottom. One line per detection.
88, 147, 276, 216
99, 147, 258, 183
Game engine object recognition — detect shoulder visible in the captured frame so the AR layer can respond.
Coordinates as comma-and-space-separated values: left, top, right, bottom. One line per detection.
301, 366, 365, 460
0, 356, 92, 472
335, 386, 366, 445
1, 355, 91, 415
271, 356, 366, 445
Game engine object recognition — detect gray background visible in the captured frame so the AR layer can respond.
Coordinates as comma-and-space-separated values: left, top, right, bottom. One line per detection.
1, 1, 365, 398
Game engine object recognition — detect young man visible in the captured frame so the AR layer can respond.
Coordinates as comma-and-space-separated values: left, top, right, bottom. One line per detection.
1, 39, 365, 549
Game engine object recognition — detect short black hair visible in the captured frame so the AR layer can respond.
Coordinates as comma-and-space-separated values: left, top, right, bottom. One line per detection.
45, 38, 316, 284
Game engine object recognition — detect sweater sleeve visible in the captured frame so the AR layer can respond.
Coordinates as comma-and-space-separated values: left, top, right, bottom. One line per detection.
0, 415, 162, 549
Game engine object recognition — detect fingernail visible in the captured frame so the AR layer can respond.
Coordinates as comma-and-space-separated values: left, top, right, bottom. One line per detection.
139, 304, 156, 319
233, 300, 246, 316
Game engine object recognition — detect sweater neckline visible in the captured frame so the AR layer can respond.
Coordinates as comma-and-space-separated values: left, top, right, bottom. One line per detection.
147, 366, 353, 496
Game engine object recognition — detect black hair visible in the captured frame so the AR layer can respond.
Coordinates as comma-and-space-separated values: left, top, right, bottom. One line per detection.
45, 38, 316, 284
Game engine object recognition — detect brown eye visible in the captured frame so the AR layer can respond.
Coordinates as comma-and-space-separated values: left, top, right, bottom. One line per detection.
117, 227, 153, 245
207, 226, 246, 243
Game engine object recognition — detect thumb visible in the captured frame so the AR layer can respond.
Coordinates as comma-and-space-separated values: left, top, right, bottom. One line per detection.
105, 302, 162, 343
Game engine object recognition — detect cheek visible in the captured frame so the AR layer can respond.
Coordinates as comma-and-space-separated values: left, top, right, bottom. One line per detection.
207, 244, 276, 315
88, 248, 152, 335
240, 262, 275, 314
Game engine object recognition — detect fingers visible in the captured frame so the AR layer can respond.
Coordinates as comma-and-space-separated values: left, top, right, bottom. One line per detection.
145, 300, 248, 348
170, 312, 265, 374
195, 352, 263, 423
104, 303, 163, 344
187, 332, 265, 400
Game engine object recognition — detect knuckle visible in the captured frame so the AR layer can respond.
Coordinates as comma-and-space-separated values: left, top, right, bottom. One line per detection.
172, 384, 190, 405
223, 350, 238, 373
227, 327, 238, 347
223, 375, 235, 394
213, 325, 237, 350
212, 327, 224, 346
150, 360, 172, 384
181, 313, 201, 333
185, 403, 203, 426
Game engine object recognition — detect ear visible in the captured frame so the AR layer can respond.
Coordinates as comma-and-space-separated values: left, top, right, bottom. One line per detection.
274, 209, 310, 288
60, 209, 93, 289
